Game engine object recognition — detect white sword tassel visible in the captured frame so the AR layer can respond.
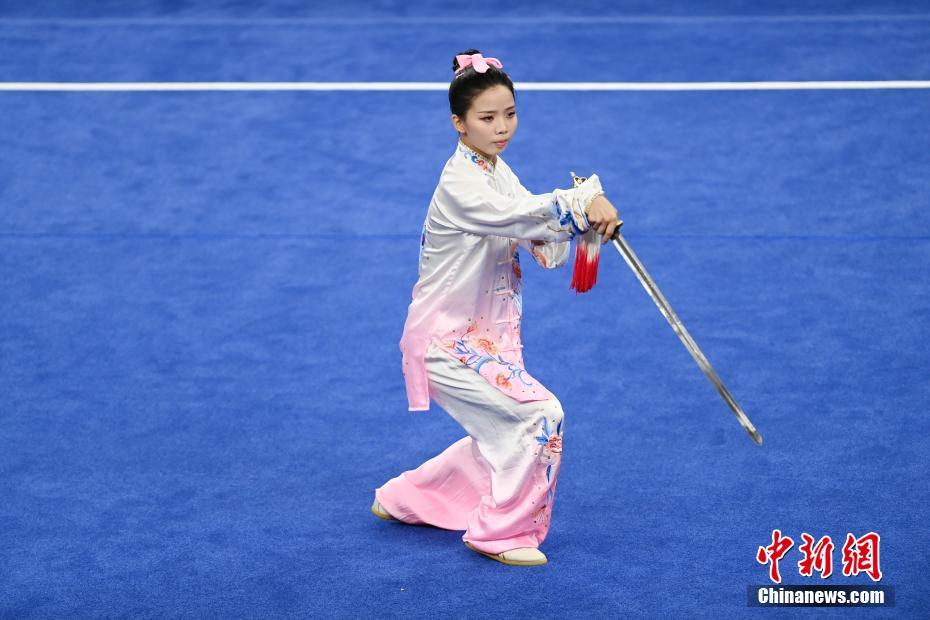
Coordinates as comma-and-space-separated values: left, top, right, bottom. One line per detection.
610, 230, 763, 445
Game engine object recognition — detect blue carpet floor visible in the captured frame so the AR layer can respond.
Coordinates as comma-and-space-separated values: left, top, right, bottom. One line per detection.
1, 1, 928, 617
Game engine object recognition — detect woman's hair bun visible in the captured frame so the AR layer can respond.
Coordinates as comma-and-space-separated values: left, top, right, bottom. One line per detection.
448, 48, 514, 118
452, 48, 482, 73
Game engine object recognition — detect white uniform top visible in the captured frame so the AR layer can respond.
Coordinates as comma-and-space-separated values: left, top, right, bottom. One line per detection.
399, 138, 605, 411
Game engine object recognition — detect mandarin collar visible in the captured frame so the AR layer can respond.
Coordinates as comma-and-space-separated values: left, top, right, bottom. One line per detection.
457, 139, 497, 177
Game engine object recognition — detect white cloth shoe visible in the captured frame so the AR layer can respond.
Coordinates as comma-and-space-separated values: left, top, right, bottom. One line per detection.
371, 498, 397, 521
465, 541, 548, 565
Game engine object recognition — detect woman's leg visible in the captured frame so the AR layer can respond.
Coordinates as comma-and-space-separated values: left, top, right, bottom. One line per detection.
375, 434, 490, 530
424, 342, 566, 555
376, 342, 565, 553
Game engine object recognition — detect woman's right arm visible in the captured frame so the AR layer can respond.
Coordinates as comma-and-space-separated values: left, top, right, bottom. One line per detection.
433, 171, 605, 242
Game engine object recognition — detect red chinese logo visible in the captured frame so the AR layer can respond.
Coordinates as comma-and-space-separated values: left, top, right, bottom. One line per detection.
842, 532, 883, 581
798, 533, 834, 578
757, 530, 882, 583
756, 529, 794, 584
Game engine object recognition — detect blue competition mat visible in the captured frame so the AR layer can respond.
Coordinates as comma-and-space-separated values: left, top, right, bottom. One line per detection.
1, 1, 928, 617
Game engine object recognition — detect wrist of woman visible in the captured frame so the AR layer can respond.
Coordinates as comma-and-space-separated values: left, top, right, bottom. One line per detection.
584, 192, 605, 218
567, 173, 604, 234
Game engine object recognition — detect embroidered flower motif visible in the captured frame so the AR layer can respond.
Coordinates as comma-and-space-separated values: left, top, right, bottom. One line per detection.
495, 373, 512, 388
546, 194, 589, 237
549, 198, 574, 230
457, 141, 495, 175
536, 416, 563, 482
536, 418, 562, 524
476, 337, 497, 355
530, 417, 563, 527
444, 329, 535, 389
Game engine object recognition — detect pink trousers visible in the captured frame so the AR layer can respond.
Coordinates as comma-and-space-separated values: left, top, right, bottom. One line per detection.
376, 342, 565, 555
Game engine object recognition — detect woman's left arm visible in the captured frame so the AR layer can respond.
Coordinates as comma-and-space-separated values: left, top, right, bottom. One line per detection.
512, 177, 571, 269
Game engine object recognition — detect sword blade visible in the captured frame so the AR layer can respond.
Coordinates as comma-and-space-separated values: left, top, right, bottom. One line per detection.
611, 231, 763, 445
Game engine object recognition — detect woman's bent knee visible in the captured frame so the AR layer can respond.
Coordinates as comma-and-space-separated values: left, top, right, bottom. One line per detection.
545, 397, 564, 427
528, 397, 564, 443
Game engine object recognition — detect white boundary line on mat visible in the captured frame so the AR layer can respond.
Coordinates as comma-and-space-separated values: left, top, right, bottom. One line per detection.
1, 14, 930, 25
1, 81, 929, 91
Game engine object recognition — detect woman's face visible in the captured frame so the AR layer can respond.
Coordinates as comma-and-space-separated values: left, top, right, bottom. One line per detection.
452, 84, 517, 161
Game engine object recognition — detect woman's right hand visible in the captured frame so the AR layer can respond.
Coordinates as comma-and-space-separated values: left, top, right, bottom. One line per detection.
586, 195, 623, 244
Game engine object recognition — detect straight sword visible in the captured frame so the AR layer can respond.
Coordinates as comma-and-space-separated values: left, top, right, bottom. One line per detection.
610, 230, 763, 445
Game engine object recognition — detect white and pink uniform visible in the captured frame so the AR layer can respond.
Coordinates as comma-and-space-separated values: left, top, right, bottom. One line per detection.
399, 138, 604, 411
377, 138, 605, 554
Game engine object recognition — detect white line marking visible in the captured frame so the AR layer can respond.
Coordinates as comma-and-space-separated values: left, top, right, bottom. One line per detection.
1, 231, 928, 242
1, 81, 929, 92
0, 14, 929, 25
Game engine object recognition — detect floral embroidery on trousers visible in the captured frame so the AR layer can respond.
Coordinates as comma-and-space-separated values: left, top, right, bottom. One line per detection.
441, 321, 537, 390
532, 415, 563, 525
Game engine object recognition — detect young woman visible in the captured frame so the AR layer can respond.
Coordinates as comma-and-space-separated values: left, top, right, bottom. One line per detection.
372, 49, 621, 566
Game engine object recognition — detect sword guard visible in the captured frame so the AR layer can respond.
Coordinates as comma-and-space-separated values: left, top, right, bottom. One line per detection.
569, 171, 588, 187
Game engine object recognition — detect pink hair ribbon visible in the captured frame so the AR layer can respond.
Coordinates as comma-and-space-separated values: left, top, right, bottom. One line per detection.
455, 53, 503, 75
